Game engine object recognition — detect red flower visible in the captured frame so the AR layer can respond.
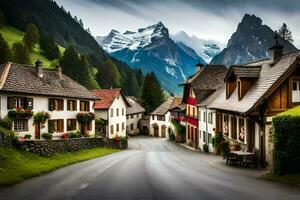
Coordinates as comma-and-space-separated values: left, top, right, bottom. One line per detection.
61, 133, 69, 139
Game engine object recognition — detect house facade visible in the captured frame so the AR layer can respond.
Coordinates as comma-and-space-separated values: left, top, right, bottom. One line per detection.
0, 61, 97, 140
208, 41, 300, 166
181, 64, 228, 149
93, 89, 129, 138
126, 96, 145, 136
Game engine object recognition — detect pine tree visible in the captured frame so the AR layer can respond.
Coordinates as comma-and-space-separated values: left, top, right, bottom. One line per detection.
40, 33, 60, 60
135, 68, 144, 86
139, 72, 165, 114
79, 54, 95, 89
59, 45, 81, 81
0, 33, 11, 63
96, 60, 122, 88
278, 23, 293, 43
12, 42, 30, 64
79, 19, 84, 27
23, 23, 40, 49
123, 69, 139, 96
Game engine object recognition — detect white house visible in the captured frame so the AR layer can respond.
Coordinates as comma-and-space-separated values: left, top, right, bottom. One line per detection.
93, 89, 129, 138
0, 61, 97, 140
149, 97, 181, 138
126, 96, 145, 136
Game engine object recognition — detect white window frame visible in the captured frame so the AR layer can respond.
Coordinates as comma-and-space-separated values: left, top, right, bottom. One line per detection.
13, 120, 28, 132
292, 80, 300, 103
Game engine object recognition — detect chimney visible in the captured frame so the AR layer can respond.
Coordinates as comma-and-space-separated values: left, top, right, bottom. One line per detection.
195, 63, 204, 72
269, 31, 283, 62
35, 60, 43, 77
56, 65, 62, 80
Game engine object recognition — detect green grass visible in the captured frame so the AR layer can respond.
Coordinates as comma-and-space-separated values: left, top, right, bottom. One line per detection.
0, 25, 65, 68
265, 174, 300, 186
0, 147, 120, 187
278, 105, 300, 117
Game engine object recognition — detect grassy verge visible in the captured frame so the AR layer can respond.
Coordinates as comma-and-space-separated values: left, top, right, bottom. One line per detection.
0, 147, 120, 187
264, 173, 300, 186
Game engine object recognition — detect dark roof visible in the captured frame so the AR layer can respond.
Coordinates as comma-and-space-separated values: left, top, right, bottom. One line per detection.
209, 50, 300, 114
126, 96, 145, 115
93, 89, 130, 110
151, 97, 183, 115
224, 65, 262, 82
0, 63, 98, 99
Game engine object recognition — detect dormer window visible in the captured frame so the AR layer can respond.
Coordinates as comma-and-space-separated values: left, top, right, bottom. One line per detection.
226, 80, 236, 99
292, 80, 300, 103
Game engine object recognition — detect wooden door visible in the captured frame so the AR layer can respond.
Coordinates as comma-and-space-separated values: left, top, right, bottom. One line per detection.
161, 126, 166, 138
154, 126, 159, 137
247, 120, 255, 152
35, 123, 41, 139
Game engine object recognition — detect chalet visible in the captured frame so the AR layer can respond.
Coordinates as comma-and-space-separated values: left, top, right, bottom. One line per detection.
208, 37, 300, 166
0, 61, 97, 139
149, 97, 182, 138
180, 64, 228, 149
126, 96, 145, 136
93, 89, 130, 138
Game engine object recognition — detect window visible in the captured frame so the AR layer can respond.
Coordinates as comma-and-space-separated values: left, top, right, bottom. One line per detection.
231, 116, 237, 139
203, 131, 206, 142
116, 124, 119, 132
122, 108, 124, 116
13, 120, 28, 132
14, 97, 24, 108
136, 114, 139, 118
208, 113, 213, 124
157, 116, 165, 121
110, 125, 114, 135
67, 119, 77, 131
193, 107, 196, 118
110, 108, 113, 117
48, 119, 64, 133
198, 110, 201, 121
152, 115, 155, 120
130, 123, 134, 130
126, 115, 129, 119
131, 114, 134, 119
116, 108, 119, 116
8, 97, 33, 110
203, 112, 207, 122
80, 100, 90, 111
122, 122, 125, 130
292, 80, 300, 102
199, 129, 201, 138
67, 100, 77, 111
238, 118, 245, 142
49, 99, 63, 111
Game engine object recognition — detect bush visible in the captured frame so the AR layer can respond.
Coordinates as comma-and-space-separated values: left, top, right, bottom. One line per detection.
273, 109, 300, 175
77, 112, 95, 123
68, 131, 81, 139
0, 116, 13, 130
24, 134, 31, 140
34, 112, 50, 124
120, 136, 127, 145
0, 126, 15, 138
203, 144, 209, 153
42, 133, 52, 140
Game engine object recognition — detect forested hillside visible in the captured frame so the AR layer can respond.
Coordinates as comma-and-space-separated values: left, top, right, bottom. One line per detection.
0, 0, 152, 97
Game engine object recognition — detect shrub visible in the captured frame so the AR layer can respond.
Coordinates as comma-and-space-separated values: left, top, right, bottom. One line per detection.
0, 116, 13, 130
24, 134, 31, 140
34, 112, 50, 124
61, 133, 68, 139
42, 133, 52, 140
68, 131, 81, 139
76, 112, 95, 123
95, 118, 107, 126
113, 135, 120, 142
222, 140, 230, 155
0, 126, 15, 138
203, 144, 209, 153
120, 136, 127, 144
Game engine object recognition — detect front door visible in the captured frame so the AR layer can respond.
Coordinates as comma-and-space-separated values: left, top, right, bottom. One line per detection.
154, 126, 159, 137
35, 122, 41, 139
161, 126, 166, 138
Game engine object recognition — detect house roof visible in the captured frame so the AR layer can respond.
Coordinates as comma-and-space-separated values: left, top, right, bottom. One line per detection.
224, 65, 262, 82
93, 88, 130, 110
197, 87, 224, 107
151, 97, 177, 116
169, 97, 183, 110
126, 96, 145, 115
208, 50, 300, 114
0, 62, 98, 99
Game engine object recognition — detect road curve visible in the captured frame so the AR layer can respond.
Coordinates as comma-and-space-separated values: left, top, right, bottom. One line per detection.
0, 136, 299, 200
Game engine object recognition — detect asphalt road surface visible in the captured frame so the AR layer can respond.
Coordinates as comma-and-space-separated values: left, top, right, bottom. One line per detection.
1, 136, 299, 200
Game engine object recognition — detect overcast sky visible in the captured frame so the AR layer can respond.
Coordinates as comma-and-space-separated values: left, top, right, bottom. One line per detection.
55, 0, 300, 48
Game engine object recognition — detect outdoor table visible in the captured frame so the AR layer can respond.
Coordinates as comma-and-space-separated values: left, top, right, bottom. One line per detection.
229, 151, 254, 166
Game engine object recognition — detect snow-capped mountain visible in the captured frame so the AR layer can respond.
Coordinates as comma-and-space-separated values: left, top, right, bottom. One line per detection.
210, 14, 297, 66
96, 22, 206, 94
171, 31, 222, 63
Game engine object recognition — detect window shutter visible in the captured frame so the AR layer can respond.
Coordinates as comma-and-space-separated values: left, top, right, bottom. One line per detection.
49, 99, 54, 111
27, 98, 33, 110
48, 120, 54, 133
7, 97, 14, 109
74, 100, 77, 111
59, 100, 64, 110
67, 100, 70, 110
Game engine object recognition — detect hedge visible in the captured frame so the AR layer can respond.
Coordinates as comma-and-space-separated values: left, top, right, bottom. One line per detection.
272, 106, 300, 175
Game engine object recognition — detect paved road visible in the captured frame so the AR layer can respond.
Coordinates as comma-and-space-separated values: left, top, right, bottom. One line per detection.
1, 137, 299, 200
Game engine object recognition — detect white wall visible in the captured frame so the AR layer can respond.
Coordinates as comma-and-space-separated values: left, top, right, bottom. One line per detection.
126, 112, 143, 135
0, 94, 95, 139
149, 111, 171, 138
198, 107, 216, 152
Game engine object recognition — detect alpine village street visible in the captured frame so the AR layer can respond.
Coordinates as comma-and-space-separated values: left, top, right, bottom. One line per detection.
1, 137, 299, 200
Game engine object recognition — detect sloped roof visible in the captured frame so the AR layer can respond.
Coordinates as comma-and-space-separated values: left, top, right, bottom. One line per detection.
0, 62, 98, 99
224, 65, 262, 82
169, 97, 182, 110
93, 89, 129, 110
197, 87, 224, 107
151, 97, 173, 116
208, 50, 300, 114
126, 96, 145, 115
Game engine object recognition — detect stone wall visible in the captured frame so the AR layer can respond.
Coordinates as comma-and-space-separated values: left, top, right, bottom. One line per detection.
18, 137, 127, 157
0, 132, 12, 148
